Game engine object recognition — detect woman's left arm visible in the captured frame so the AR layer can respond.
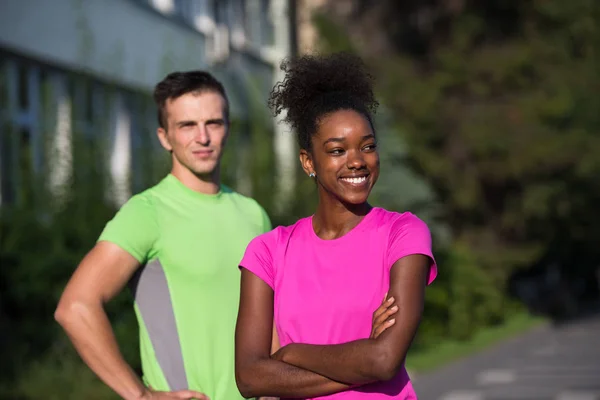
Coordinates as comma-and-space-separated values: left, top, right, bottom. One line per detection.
273, 254, 430, 385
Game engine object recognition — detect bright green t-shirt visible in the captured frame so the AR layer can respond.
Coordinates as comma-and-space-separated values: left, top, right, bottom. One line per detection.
98, 174, 271, 399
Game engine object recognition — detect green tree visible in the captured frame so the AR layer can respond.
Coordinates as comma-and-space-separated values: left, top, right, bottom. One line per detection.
315, 0, 600, 332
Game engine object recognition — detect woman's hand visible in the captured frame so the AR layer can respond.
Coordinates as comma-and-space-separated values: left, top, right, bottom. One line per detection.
370, 293, 398, 339
273, 293, 398, 364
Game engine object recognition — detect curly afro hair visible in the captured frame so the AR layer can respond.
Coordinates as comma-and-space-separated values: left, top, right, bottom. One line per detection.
268, 53, 379, 151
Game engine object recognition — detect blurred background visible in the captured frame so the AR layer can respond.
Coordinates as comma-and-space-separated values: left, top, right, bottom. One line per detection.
1, 1, 599, 399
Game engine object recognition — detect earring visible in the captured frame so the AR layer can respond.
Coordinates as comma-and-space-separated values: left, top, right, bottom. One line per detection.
309, 172, 315, 178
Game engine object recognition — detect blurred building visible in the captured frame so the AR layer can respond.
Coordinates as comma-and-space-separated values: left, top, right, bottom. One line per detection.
295, 0, 326, 54
0, 0, 296, 207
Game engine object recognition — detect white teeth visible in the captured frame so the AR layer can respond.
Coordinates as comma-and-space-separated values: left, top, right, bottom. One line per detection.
341, 177, 367, 184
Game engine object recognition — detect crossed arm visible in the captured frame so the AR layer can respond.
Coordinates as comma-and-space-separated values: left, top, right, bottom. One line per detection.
235, 269, 354, 399
235, 254, 431, 398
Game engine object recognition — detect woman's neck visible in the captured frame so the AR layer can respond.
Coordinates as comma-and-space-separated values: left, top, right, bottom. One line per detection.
312, 196, 372, 240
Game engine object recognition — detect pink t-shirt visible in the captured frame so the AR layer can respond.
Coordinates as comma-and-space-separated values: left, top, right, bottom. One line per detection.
239, 207, 437, 399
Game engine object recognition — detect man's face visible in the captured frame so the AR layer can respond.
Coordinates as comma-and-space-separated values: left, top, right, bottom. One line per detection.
157, 91, 228, 178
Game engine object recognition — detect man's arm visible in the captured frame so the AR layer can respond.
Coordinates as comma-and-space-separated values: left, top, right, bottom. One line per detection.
235, 269, 353, 399
273, 254, 431, 384
54, 241, 206, 400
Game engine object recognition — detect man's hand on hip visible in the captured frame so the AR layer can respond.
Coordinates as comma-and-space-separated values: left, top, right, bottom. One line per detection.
141, 388, 210, 400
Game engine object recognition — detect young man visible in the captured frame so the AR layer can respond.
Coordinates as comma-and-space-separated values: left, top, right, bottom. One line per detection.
55, 71, 271, 400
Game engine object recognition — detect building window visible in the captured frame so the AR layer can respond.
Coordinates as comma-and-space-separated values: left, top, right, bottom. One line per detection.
129, 93, 159, 193
192, 0, 216, 34
0, 54, 160, 207
260, 0, 274, 47
0, 59, 43, 205
17, 63, 29, 111
245, 0, 274, 48
230, 0, 248, 48
0, 61, 7, 205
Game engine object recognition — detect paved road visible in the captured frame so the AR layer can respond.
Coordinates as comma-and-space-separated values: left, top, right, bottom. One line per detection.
411, 312, 600, 400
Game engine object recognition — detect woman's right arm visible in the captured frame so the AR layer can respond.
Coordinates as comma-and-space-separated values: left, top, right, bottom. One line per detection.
235, 269, 352, 399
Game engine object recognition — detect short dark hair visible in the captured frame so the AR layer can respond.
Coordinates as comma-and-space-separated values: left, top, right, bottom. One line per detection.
153, 70, 229, 129
268, 53, 379, 151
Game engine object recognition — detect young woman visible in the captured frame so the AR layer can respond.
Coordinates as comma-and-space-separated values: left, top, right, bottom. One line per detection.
235, 53, 438, 399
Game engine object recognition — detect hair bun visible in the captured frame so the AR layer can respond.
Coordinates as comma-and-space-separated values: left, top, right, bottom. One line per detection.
268, 52, 378, 149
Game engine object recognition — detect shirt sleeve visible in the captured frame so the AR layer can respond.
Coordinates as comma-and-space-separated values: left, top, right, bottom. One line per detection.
239, 230, 277, 290
387, 212, 438, 285
97, 193, 158, 263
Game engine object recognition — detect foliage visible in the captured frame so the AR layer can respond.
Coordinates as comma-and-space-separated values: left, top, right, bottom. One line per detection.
0, 130, 141, 397
406, 310, 545, 373
314, 0, 600, 336
5, 341, 122, 400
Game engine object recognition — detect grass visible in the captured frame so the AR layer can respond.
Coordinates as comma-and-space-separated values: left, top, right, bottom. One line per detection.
405, 311, 547, 374
4, 348, 119, 400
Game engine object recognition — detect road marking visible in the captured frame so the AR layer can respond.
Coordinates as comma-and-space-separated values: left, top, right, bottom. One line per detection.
555, 391, 598, 400
476, 369, 516, 385
439, 390, 484, 400
532, 345, 558, 356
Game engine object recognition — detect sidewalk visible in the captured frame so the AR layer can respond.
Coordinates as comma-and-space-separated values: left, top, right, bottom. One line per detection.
411, 312, 600, 400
